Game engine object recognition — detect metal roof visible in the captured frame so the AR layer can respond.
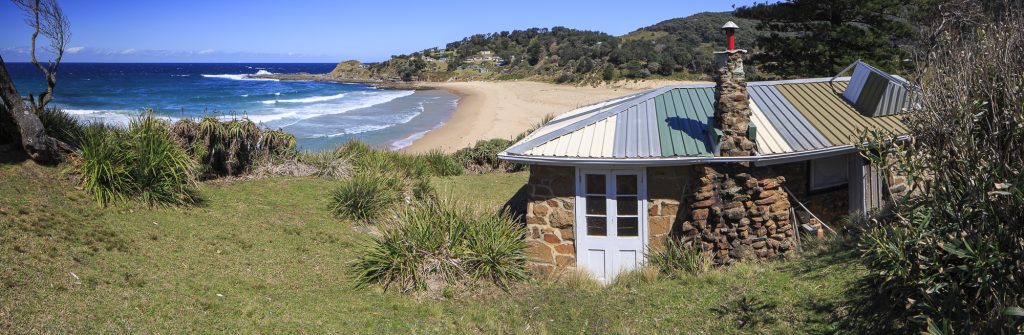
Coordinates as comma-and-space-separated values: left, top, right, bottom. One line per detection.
776, 81, 906, 145
501, 62, 911, 164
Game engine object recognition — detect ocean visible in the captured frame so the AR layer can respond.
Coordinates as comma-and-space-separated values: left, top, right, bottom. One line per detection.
5, 63, 457, 150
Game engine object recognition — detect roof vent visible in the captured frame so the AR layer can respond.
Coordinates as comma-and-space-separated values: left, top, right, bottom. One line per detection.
837, 61, 915, 117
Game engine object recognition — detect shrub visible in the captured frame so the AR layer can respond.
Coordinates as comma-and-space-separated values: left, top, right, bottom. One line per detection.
79, 114, 199, 207
350, 197, 527, 293
35, 107, 83, 146
452, 138, 519, 172
851, 5, 1024, 333
171, 116, 295, 178
79, 124, 133, 205
328, 171, 403, 222
420, 149, 462, 176
647, 239, 713, 278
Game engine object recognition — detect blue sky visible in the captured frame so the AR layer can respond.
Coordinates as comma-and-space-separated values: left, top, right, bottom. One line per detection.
1, 0, 769, 63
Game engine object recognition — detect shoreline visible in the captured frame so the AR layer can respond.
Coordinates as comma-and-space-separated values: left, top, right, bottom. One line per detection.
254, 71, 706, 153
403, 79, 707, 153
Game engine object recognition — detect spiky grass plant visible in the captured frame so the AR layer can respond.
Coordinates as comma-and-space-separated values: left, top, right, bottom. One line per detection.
80, 123, 133, 205
35, 107, 84, 146
126, 114, 200, 206
79, 113, 199, 207
350, 197, 527, 293
328, 171, 404, 222
647, 239, 714, 278
420, 149, 463, 176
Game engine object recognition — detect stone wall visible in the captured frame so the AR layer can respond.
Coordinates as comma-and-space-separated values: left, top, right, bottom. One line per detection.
679, 166, 795, 263
523, 165, 577, 270
522, 161, 864, 268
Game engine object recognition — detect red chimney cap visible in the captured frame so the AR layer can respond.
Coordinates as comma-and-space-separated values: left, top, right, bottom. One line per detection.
722, 21, 739, 30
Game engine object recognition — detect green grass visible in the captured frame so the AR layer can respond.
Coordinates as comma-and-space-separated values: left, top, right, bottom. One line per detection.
1, 162, 865, 333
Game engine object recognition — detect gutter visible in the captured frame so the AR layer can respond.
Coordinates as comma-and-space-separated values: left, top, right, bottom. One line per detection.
498, 145, 860, 167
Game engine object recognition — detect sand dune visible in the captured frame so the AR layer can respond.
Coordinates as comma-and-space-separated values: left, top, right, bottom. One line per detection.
405, 80, 706, 153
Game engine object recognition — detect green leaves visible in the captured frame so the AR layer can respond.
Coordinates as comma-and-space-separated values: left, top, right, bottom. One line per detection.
349, 197, 526, 293
79, 113, 199, 207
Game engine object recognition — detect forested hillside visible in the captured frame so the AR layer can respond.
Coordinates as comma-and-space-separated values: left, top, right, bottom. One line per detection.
334, 12, 765, 83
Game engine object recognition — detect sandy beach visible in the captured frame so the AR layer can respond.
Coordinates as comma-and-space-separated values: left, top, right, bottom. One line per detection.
404, 79, 706, 153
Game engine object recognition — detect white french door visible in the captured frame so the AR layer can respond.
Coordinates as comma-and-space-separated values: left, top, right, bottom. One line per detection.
575, 168, 647, 283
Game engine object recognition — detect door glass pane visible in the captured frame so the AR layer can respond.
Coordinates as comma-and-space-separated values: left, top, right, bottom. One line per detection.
616, 175, 638, 195
586, 217, 607, 236
586, 174, 606, 194
617, 196, 638, 215
586, 196, 606, 215
617, 217, 639, 237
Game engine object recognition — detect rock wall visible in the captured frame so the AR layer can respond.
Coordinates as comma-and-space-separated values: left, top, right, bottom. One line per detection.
680, 166, 795, 263
714, 50, 756, 157
521, 162, 867, 268
523, 165, 577, 270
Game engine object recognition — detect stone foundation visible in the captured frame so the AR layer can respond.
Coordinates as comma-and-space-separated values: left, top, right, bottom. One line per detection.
680, 166, 794, 263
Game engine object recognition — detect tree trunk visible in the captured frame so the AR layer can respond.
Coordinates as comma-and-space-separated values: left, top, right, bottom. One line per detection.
0, 55, 61, 163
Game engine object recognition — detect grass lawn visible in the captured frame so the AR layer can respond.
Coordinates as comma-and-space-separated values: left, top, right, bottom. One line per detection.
1, 161, 863, 333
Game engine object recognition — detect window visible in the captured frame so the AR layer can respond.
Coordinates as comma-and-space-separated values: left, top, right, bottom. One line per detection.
810, 155, 849, 191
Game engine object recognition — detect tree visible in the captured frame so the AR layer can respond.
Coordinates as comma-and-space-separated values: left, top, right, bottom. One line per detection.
0, 0, 72, 163
735, 0, 917, 78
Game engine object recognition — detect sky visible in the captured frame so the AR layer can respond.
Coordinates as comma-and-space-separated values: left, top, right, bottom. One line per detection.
0, 0, 771, 63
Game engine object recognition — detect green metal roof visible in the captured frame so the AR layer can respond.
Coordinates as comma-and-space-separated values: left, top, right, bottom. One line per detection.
654, 87, 716, 157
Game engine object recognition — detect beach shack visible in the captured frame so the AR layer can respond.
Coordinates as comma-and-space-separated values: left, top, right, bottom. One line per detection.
497, 22, 916, 281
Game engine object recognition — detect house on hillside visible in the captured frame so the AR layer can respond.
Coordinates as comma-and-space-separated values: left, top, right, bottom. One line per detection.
497, 22, 916, 282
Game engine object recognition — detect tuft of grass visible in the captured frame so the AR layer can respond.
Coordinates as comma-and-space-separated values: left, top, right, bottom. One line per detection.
647, 238, 714, 278
420, 149, 463, 176
78, 113, 199, 207
350, 197, 526, 293
35, 107, 84, 146
328, 171, 403, 222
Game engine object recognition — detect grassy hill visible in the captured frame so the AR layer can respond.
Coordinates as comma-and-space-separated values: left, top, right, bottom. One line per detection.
1, 160, 865, 333
340, 12, 765, 84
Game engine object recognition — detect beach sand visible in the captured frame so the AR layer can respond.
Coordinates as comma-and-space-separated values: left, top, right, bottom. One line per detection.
404, 80, 706, 153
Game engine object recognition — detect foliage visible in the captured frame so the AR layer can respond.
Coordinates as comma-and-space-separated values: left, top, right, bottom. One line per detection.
328, 171, 404, 222
852, 3, 1024, 333
647, 238, 714, 278
34, 107, 83, 147
420, 149, 463, 177
79, 113, 199, 207
171, 116, 296, 178
357, 12, 766, 83
350, 197, 527, 293
452, 138, 516, 172
735, 0, 918, 78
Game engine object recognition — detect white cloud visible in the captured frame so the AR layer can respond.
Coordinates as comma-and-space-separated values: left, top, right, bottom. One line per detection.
120, 48, 136, 54
197, 49, 215, 54
66, 46, 85, 54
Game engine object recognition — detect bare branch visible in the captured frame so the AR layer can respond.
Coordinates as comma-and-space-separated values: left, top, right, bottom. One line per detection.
10, 0, 71, 111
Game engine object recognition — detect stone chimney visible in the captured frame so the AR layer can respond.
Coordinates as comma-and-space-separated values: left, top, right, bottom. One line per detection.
714, 21, 756, 157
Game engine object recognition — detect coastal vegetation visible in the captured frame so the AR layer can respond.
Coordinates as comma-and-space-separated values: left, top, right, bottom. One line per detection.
350, 197, 527, 293
849, 4, 1024, 333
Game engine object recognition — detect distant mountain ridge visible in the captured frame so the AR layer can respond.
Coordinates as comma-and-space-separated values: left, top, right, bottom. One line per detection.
330, 12, 765, 83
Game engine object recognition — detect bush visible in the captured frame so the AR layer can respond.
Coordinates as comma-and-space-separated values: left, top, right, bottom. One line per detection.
852, 5, 1024, 333
420, 149, 462, 176
350, 197, 527, 293
328, 171, 403, 222
647, 238, 713, 278
35, 107, 83, 146
453, 138, 518, 172
171, 116, 295, 178
79, 113, 199, 207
